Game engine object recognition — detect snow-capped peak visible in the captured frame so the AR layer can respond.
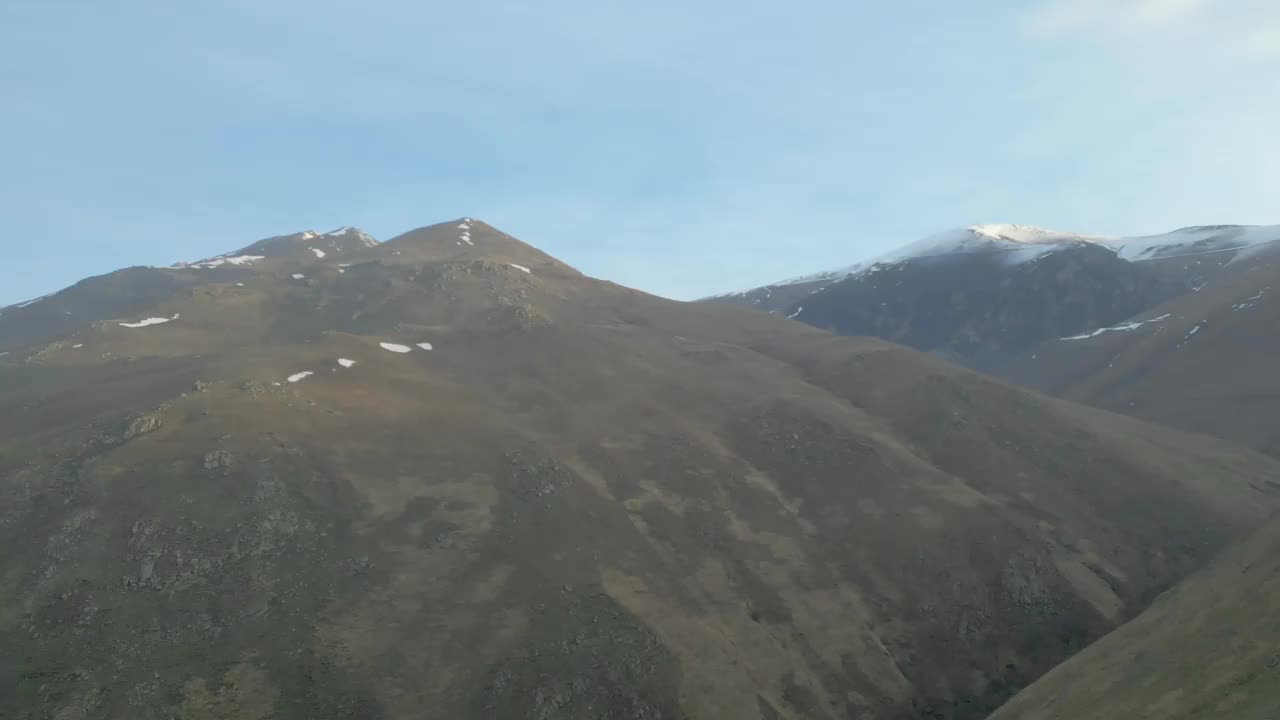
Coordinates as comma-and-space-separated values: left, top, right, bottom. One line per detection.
741, 222, 1280, 295
1113, 224, 1280, 261
967, 224, 1115, 246
323, 226, 378, 247
888, 224, 1112, 261
771, 224, 1109, 288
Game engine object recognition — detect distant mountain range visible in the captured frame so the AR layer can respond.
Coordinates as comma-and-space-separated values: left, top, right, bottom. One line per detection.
704, 224, 1280, 453
704, 223, 1279, 371
715, 223, 1280, 298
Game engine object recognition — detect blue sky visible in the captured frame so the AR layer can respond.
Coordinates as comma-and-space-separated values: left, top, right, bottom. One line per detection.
2, 0, 1278, 305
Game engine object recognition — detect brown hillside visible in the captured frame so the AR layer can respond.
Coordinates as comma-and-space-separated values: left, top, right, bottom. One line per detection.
2, 220, 1279, 720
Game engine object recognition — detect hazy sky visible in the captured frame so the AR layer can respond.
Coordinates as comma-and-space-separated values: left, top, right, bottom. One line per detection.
3, 0, 1278, 305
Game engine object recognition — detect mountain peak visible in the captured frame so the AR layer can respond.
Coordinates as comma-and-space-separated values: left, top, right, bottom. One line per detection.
320, 226, 378, 247
966, 223, 1114, 245
886, 224, 1109, 262
219, 227, 378, 261
379, 218, 581, 277
760, 224, 1109, 290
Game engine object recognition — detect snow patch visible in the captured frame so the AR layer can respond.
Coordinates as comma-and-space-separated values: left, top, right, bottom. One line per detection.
178, 255, 265, 270
291, 273, 306, 280
338, 358, 356, 368
509, 263, 531, 274
416, 342, 434, 351
787, 306, 804, 319
287, 371, 314, 383
1061, 314, 1172, 341
119, 315, 178, 328
1120, 225, 1280, 262
324, 227, 378, 247
380, 342, 412, 353
15, 294, 51, 309
310, 248, 326, 259
72, 344, 83, 349
1233, 289, 1267, 311
1175, 323, 1205, 349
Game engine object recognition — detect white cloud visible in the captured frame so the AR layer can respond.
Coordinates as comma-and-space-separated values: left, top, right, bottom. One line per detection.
1028, 0, 1208, 34
1028, 0, 1280, 61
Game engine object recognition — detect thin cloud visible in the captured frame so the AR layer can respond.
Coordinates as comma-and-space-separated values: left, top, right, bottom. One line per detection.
1028, 0, 1209, 34
1027, 0, 1280, 60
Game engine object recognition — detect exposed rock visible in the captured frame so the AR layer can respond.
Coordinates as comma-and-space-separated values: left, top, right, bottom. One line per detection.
121, 414, 163, 442
203, 450, 233, 472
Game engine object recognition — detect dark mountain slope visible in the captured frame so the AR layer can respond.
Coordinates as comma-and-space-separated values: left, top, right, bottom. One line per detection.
705, 224, 1280, 371
2, 220, 1279, 720
987, 512, 1280, 720
1003, 246, 1280, 457
787, 244, 1185, 370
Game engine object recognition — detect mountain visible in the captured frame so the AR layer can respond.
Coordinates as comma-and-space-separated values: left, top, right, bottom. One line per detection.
0, 226, 381, 355
987, 512, 1280, 720
1001, 241, 1280, 458
4, 219, 1280, 720
703, 224, 1280, 371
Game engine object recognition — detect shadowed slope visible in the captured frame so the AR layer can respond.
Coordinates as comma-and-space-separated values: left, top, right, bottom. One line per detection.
987, 514, 1280, 720
1003, 248, 1280, 457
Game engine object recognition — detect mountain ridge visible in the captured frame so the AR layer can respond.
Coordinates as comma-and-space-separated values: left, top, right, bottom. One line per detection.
709, 222, 1280, 301
5, 218, 1280, 720
703, 221, 1280, 371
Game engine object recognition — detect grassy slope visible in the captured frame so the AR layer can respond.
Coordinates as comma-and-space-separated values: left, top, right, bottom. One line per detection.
987, 514, 1280, 720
